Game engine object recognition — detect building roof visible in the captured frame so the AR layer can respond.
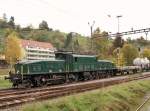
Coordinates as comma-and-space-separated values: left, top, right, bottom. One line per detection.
17, 59, 65, 64
55, 52, 96, 57
21, 39, 54, 49
72, 54, 96, 58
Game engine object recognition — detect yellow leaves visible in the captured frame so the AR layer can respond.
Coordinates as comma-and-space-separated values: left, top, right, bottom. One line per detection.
121, 44, 138, 65
113, 44, 139, 66
142, 48, 150, 60
5, 32, 25, 65
113, 48, 125, 66
116, 53, 125, 66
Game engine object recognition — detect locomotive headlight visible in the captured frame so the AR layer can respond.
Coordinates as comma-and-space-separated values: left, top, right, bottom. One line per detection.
17, 70, 20, 74
42, 78, 46, 82
59, 69, 62, 72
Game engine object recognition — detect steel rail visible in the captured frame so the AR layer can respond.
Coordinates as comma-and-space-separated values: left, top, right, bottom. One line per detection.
0, 73, 150, 109
135, 95, 150, 111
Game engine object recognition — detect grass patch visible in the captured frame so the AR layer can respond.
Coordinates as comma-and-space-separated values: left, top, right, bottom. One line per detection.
0, 69, 12, 88
22, 80, 150, 111
0, 76, 11, 88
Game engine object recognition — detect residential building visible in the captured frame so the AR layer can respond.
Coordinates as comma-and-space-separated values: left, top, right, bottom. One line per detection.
21, 39, 55, 60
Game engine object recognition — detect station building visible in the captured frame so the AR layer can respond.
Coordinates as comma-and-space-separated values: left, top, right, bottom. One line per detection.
21, 39, 55, 60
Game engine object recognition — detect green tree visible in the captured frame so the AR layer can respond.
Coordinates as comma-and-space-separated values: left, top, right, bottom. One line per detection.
113, 34, 124, 48
0, 36, 5, 54
74, 39, 79, 52
8, 16, 15, 29
22, 24, 33, 32
39, 20, 49, 30
92, 27, 111, 57
64, 32, 73, 51
136, 36, 148, 46
121, 44, 138, 65
64, 32, 86, 53
126, 37, 132, 43
0, 19, 8, 28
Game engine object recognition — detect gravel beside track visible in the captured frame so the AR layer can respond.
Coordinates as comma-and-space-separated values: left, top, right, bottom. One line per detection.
0, 72, 150, 110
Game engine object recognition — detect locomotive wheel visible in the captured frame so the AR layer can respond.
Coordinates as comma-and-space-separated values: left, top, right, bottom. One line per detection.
40, 77, 47, 86
75, 74, 79, 82
12, 83, 18, 88
68, 74, 78, 82
34, 77, 40, 87
35, 76, 47, 87
95, 73, 99, 79
83, 72, 92, 80
22, 79, 32, 88
91, 72, 96, 80
12, 81, 19, 88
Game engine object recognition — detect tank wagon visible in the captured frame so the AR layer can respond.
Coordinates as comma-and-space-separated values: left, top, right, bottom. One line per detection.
6, 52, 118, 88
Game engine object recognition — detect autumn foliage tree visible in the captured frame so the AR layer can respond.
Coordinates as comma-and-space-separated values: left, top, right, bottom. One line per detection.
121, 44, 138, 65
92, 27, 110, 57
142, 48, 150, 60
117, 53, 125, 66
5, 32, 25, 66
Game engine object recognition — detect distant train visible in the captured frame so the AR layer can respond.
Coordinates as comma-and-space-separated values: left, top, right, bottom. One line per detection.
5, 52, 142, 88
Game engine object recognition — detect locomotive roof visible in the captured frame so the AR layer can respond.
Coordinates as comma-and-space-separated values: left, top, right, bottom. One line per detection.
55, 52, 96, 58
17, 59, 65, 64
72, 54, 96, 58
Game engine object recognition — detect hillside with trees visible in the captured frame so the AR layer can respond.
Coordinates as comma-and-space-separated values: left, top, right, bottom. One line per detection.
0, 14, 91, 55
0, 14, 150, 66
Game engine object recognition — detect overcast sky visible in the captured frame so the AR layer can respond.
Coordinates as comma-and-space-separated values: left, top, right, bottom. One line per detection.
0, 0, 150, 38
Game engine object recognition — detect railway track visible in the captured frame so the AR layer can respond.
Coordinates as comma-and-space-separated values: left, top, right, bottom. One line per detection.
0, 73, 150, 110
135, 94, 150, 111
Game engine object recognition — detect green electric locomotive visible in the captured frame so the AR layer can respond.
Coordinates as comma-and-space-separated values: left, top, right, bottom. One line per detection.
6, 52, 117, 88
